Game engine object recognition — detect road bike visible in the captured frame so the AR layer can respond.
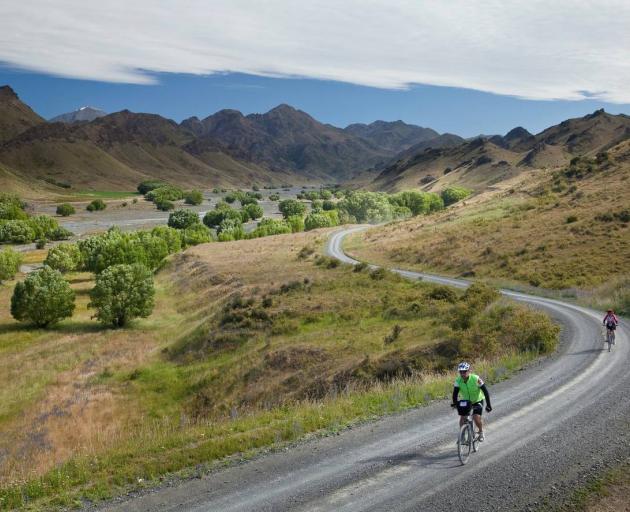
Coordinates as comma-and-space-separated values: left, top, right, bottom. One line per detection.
454, 401, 481, 465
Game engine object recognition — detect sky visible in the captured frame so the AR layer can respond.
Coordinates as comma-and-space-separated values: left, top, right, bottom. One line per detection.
1, 0, 629, 138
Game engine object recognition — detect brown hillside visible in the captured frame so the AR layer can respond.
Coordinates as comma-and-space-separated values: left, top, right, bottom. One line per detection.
371, 110, 630, 193
348, 139, 630, 291
0, 85, 44, 144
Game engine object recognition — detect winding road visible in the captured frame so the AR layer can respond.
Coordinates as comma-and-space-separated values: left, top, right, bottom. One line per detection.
98, 226, 629, 512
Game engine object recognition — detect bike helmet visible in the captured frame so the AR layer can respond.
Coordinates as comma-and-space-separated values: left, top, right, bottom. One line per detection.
458, 362, 471, 372
607, 309, 613, 313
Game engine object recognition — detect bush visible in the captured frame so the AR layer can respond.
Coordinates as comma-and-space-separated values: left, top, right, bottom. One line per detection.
286, 215, 305, 233
137, 180, 166, 195
145, 185, 184, 203
224, 193, 237, 204
155, 199, 175, 211
322, 200, 336, 211
151, 226, 182, 253
49, 226, 73, 240
0, 248, 22, 282
11, 266, 75, 327
389, 190, 444, 215
0, 194, 28, 221
441, 187, 472, 206
311, 199, 323, 212
182, 224, 213, 246
56, 203, 76, 216
86, 199, 106, 212
269, 193, 280, 201
252, 184, 260, 191
44, 243, 82, 273
566, 215, 578, 224
249, 218, 291, 238
304, 212, 338, 231
89, 264, 155, 327
217, 218, 245, 240
278, 199, 306, 219
168, 209, 200, 229
29, 215, 60, 240
203, 205, 242, 228
0, 220, 35, 243
338, 191, 395, 223
35, 239, 46, 249
184, 189, 204, 206
242, 203, 264, 221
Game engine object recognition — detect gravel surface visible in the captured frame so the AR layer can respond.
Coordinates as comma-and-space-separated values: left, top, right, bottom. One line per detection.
93, 226, 629, 512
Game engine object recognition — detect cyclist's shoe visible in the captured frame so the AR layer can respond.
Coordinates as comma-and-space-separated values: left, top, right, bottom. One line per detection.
478, 432, 485, 442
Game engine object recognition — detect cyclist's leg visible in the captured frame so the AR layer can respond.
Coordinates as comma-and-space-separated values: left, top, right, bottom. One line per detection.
472, 402, 483, 433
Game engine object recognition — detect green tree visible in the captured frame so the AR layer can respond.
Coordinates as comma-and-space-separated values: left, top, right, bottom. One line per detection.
305, 212, 337, 231
217, 218, 245, 240
89, 264, 155, 327
203, 205, 242, 228
155, 199, 174, 211
137, 180, 166, 195
249, 218, 291, 238
151, 226, 182, 253
337, 191, 394, 223
44, 243, 82, 273
56, 203, 76, 217
29, 215, 60, 239
182, 224, 213, 246
168, 209, 200, 229
184, 189, 204, 205
0, 194, 28, 220
0, 248, 22, 282
11, 266, 75, 327
0, 220, 35, 243
286, 215, 305, 233
86, 199, 107, 211
242, 203, 264, 221
441, 187, 472, 206
278, 199, 306, 219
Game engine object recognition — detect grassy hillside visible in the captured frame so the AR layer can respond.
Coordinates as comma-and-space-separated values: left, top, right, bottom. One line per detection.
346, 141, 630, 307
0, 230, 557, 510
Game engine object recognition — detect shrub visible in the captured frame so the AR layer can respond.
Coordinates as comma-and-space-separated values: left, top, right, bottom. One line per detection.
369, 267, 387, 280
145, 185, 184, 203
286, 215, 305, 233
320, 189, 333, 200
0, 220, 35, 243
151, 226, 182, 253
224, 193, 237, 204
311, 199, 323, 212
338, 191, 395, 223
441, 187, 472, 206
242, 203, 264, 221
389, 190, 444, 215
56, 203, 76, 216
353, 261, 368, 272
384, 324, 403, 344
86, 199, 106, 212
44, 243, 82, 273
155, 199, 174, 211
49, 226, 73, 240
0, 248, 22, 282
249, 218, 291, 238
322, 200, 336, 211
184, 189, 204, 205
203, 205, 242, 228
566, 215, 578, 224
217, 218, 245, 240
11, 266, 75, 327
304, 212, 337, 231
182, 224, 213, 246
269, 193, 280, 201
279, 199, 306, 219
297, 245, 315, 259
0, 194, 28, 220
426, 285, 458, 303
35, 239, 46, 249
168, 209, 200, 229
89, 264, 155, 327
137, 180, 166, 195
29, 215, 60, 240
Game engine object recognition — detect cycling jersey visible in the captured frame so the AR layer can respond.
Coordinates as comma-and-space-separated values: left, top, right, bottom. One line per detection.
454, 373, 485, 404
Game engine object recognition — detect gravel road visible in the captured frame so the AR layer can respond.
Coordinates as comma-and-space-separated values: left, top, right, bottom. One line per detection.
96, 226, 629, 512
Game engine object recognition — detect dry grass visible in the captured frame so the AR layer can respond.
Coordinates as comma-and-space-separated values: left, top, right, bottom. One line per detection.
346, 146, 630, 291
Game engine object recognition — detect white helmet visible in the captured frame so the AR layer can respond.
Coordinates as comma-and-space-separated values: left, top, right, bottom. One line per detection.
457, 362, 471, 372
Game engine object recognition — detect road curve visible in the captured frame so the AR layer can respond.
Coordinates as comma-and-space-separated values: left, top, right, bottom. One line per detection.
98, 226, 629, 512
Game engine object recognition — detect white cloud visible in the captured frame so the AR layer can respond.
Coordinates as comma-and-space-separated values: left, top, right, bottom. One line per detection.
1, 0, 629, 102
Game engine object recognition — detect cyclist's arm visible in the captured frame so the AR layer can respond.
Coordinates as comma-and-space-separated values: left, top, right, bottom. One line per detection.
452, 386, 459, 405
480, 384, 491, 408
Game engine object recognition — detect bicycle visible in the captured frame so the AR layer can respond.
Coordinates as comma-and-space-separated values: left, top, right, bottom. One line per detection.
454, 400, 481, 465
605, 325, 616, 352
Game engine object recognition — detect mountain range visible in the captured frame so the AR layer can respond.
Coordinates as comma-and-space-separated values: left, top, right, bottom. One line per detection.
1, 84, 629, 195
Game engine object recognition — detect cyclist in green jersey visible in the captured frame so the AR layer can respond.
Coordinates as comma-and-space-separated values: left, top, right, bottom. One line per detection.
451, 361, 492, 441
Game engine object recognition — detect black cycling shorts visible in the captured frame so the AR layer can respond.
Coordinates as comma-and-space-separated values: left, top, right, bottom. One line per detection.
606, 323, 617, 331
457, 400, 483, 416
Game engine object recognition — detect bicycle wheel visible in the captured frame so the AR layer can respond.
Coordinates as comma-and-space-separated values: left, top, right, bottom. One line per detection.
457, 423, 472, 465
